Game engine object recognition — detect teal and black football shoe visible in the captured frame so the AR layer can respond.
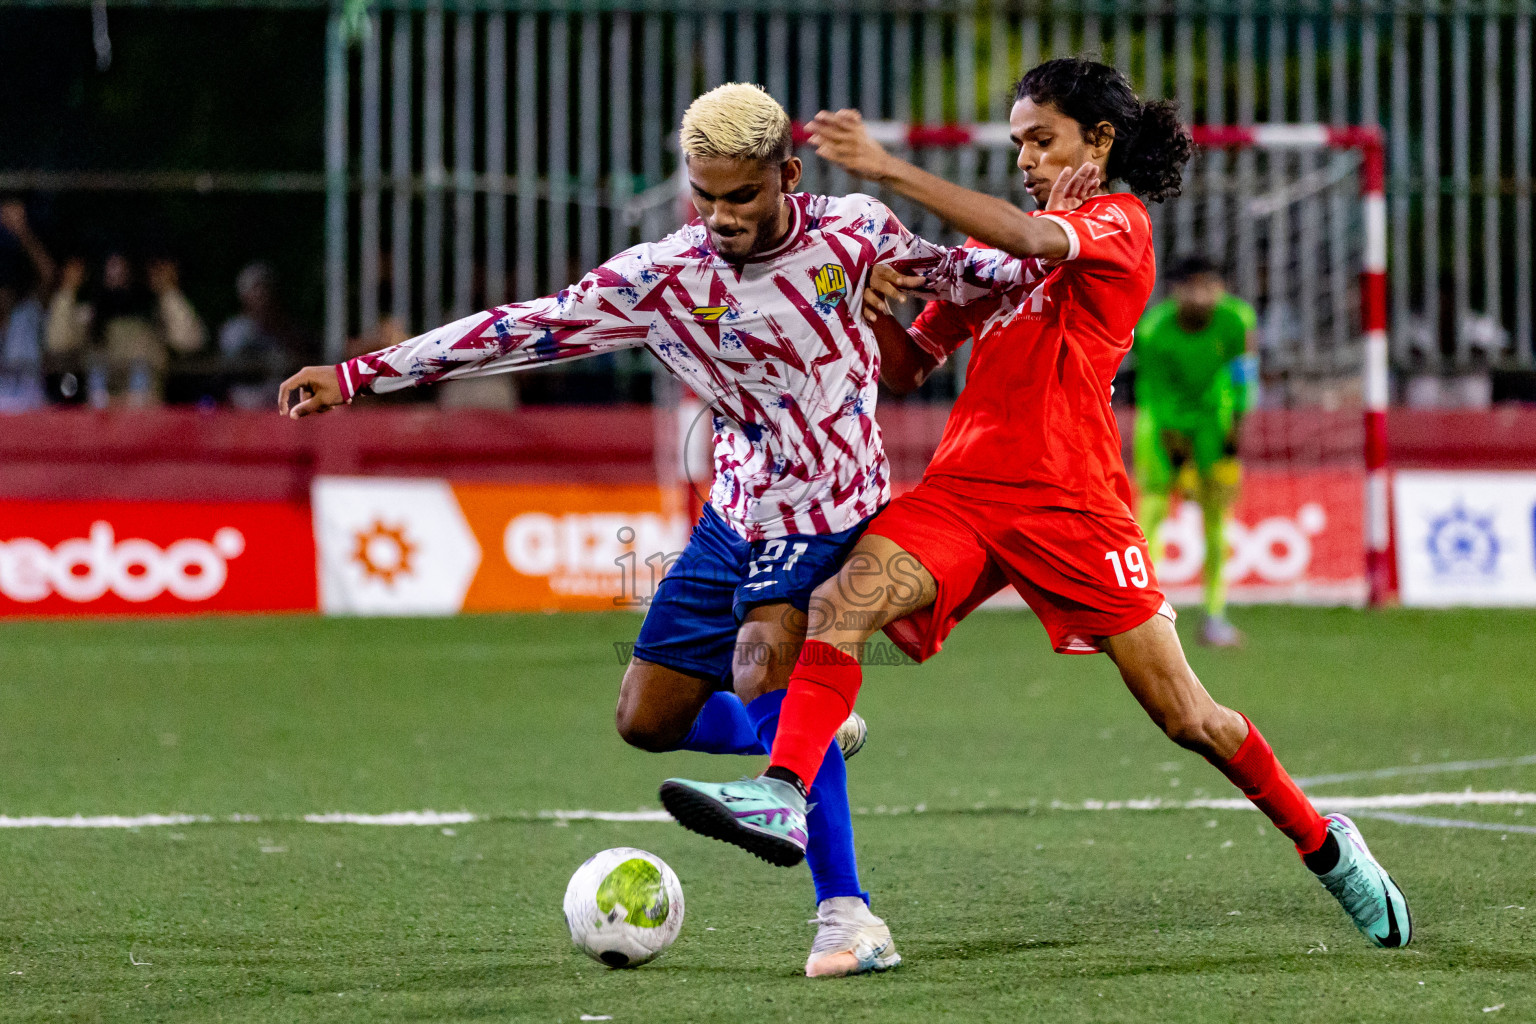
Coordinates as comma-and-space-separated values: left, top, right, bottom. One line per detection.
659, 776, 807, 867
1316, 813, 1413, 948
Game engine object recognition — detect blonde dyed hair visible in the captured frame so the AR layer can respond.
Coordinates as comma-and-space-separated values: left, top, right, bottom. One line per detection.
679, 83, 794, 164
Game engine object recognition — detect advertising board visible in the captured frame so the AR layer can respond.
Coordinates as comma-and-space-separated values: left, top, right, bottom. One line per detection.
312, 478, 690, 614
1394, 471, 1536, 607
1152, 468, 1366, 606
0, 500, 316, 616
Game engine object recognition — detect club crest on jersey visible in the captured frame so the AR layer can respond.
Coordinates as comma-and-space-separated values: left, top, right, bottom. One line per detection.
691, 305, 729, 322
1083, 203, 1131, 241
812, 264, 849, 306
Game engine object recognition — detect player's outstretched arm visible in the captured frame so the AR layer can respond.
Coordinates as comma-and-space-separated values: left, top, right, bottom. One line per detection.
810, 108, 1079, 261
275, 247, 660, 418
860, 170, 1102, 384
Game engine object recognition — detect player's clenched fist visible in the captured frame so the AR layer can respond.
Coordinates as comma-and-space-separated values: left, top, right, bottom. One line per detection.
808, 109, 894, 182
278, 365, 345, 418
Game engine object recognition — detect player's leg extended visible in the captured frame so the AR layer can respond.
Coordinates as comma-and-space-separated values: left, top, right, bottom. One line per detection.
617, 510, 760, 755
628, 507, 884, 974
657, 601, 872, 884
662, 534, 938, 863
732, 605, 897, 976
729, 604, 864, 891
657, 597, 897, 975
1195, 419, 1244, 646
766, 533, 938, 793
1101, 615, 1411, 947
1133, 408, 1176, 563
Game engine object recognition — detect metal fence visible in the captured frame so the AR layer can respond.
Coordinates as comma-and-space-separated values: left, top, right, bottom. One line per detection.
319, 1, 1531, 381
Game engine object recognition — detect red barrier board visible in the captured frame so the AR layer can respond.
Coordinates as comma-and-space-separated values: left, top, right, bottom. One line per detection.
0, 500, 317, 616
1152, 467, 1366, 605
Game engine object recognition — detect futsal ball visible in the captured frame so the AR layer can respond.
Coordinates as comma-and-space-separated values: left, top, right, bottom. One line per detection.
563, 847, 685, 968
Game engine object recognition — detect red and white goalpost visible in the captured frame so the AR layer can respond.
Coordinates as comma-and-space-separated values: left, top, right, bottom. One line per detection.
1191, 125, 1390, 608
791, 120, 1391, 607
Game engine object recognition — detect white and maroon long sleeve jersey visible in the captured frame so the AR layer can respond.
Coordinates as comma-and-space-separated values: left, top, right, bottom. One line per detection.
335, 192, 1025, 540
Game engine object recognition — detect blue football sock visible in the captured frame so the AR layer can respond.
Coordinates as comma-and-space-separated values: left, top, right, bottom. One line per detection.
676, 691, 764, 756
745, 689, 867, 905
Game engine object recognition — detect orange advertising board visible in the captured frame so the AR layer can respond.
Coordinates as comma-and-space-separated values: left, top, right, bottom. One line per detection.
456, 482, 691, 612
312, 478, 691, 615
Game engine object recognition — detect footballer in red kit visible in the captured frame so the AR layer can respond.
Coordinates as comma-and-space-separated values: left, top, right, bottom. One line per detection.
661, 58, 1414, 955
877, 188, 1171, 661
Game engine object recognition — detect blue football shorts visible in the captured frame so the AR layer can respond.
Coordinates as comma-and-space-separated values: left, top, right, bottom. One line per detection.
630, 503, 873, 689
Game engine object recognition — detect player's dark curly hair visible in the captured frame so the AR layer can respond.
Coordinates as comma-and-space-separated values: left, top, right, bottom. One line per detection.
1167, 254, 1224, 284
1014, 58, 1193, 203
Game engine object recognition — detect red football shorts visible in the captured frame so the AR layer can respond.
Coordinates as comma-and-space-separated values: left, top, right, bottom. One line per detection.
870, 479, 1175, 660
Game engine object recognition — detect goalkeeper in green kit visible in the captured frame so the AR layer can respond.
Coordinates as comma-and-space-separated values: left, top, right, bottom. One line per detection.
1133, 256, 1257, 648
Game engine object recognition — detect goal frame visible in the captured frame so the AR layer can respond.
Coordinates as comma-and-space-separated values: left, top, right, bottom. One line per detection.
795, 120, 1391, 607
1191, 124, 1390, 608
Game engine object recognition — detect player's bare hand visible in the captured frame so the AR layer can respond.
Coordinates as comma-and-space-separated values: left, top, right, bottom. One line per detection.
1044, 163, 1102, 213
279, 365, 344, 419
809, 109, 894, 181
862, 264, 926, 323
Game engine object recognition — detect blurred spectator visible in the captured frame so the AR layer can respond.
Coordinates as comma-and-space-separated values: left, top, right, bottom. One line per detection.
219, 261, 304, 409
0, 201, 57, 412
47, 251, 206, 407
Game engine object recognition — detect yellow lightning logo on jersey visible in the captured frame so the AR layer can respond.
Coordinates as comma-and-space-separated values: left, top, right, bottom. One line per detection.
691, 305, 729, 322
813, 264, 849, 305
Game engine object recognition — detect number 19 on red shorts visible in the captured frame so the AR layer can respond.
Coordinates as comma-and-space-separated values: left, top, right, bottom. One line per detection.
1104, 545, 1151, 589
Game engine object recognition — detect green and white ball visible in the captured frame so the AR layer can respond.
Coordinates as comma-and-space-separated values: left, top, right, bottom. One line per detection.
563, 847, 684, 968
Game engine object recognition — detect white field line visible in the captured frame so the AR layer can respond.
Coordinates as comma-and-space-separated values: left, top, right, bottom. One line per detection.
0, 814, 213, 829
303, 811, 477, 826
1352, 811, 1536, 836
1294, 753, 1536, 788
1055, 790, 1536, 813
538, 809, 673, 822
4, 791, 1535, 830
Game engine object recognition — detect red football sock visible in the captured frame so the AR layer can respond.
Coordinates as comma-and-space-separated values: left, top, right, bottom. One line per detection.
1210, 715, 1328, 856
768, 640, 863, 788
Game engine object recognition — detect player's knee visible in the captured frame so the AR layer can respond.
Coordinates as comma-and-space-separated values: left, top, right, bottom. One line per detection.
1161, 708, 1224, 758
729, 660, 775, 706
614, 705, 681, 753
803, 578, 849, 639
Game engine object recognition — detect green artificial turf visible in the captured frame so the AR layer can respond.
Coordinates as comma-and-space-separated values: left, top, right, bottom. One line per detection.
3, 608, 1534, 1022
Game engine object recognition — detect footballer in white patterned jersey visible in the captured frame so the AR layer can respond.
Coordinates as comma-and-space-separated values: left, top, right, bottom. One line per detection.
278, 82, 1022, 978
330, 190, 1021, 540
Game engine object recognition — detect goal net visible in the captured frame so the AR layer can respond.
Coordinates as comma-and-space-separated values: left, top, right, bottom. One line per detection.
1175, 129, 1366, 406
1173, 126, 1389, 607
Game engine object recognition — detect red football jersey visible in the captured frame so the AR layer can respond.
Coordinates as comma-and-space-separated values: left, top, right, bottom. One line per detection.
907, 193, 1155, 517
